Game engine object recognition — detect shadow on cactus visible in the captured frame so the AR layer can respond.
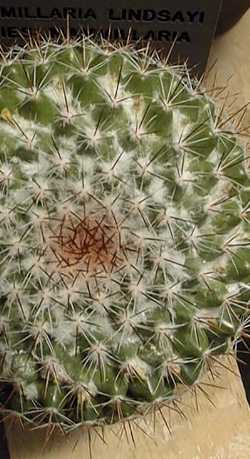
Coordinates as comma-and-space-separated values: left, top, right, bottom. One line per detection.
0, 31, 249, 437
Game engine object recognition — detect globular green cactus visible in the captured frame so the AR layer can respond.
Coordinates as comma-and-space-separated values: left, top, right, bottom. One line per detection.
0, 34, 249, 432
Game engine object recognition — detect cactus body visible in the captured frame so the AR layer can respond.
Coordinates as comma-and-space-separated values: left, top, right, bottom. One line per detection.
0, 36, 249, 430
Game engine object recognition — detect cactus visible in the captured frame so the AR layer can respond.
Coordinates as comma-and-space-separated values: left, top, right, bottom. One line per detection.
0, 33, 249, 433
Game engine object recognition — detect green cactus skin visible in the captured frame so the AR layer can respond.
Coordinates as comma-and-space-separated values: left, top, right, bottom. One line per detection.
0, 34, 249, 432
